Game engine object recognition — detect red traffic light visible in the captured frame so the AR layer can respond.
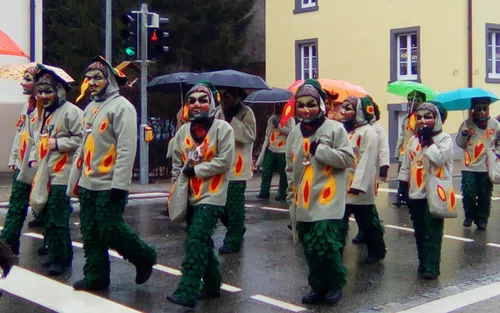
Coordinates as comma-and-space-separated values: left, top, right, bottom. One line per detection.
151, 30, 159, 41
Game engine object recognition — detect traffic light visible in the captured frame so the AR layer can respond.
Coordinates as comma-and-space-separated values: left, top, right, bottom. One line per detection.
121, 13, 139, 60
147, 14, 169, 60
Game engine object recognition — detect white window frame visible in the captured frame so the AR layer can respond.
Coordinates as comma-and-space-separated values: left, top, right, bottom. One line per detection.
397, 34, 418, 81
300, 44, 317, 80
302, 0, 316, 9
488, 30, 500, 79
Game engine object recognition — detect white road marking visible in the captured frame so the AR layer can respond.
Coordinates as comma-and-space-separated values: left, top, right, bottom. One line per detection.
21, 231, 242, 293
129, 192, 168, 199
245, 204, 255, 208
250, 295, 307, 312
395, 280, 500, 313
0, 266, 143, 313
486, 243, 500, 248
261, 206, 289, 212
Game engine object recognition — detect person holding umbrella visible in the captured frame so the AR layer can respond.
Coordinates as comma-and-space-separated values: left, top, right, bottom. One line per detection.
393, 90, 427, 207
256, 102, 295, 201
1, 65, 42, 256
286, 79, 354, 305
455, 97, 500, 230
398, 102, 452, 280
215, 87, 256, 254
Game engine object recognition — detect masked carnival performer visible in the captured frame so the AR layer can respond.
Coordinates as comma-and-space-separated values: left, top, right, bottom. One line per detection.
351, 96, 390, 245
393, 90, 426, 207
28, 65, 83, 275
1, 66, 43, 256
340, 96, 386, 262
398, 102, 452, 279
286, 79, 354, 305
72, 56, 157, 291
215, 87, 256, 254
167, 80, 235, 308
456, 98, 500, 230
256, 102, 295, 201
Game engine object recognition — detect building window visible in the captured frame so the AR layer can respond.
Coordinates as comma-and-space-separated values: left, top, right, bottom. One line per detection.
390, 26, 421, 82
486, 24, 500, 83
295, 39, 318, 80
293, 0, 318, 14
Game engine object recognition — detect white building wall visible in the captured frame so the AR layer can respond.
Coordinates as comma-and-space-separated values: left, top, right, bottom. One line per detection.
0, 0, 43, 171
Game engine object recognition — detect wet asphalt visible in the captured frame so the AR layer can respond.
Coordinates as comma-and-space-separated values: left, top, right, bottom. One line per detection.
2, 178, 500, 313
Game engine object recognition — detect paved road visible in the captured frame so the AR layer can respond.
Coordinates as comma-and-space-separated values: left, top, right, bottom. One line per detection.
2, 180, 500, 313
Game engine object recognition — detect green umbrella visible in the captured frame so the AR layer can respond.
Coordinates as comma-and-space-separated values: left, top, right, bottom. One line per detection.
387, 80, 439, 100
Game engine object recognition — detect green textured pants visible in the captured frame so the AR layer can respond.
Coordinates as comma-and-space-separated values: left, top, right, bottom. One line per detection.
220, 181, 246, 251
259, 149, 287, 198
409, 199, 444, 276
44, 185, 73, 265
461, 171, 492, 225
173, 205, 223, 306
297, 220, 348, 294
79, 188, 157, 288
0, 170, 31, 255
344, 204, 386, 259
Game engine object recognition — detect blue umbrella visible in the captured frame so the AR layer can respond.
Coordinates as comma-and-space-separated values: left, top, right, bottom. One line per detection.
185, 69, 270, 90
434, 88, 499, 111
244, 88, 293, 104
147, 72, 198, 92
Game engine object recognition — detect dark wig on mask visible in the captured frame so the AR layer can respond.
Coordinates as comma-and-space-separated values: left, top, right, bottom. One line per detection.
24, 66, 38, 77
86, 62, 109, 78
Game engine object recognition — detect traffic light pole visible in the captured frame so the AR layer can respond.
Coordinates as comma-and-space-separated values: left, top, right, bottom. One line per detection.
139, 3, 149, 185
105, 0, 112, 61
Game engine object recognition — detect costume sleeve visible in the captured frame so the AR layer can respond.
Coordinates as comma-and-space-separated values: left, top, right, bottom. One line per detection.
375, 124, 391, 167
194, 125, 235, 179
56, 108, 84, 153
425, 134, 454, 167
455, 121, 470, 149
171, 130, 184, 184
110, 102, 137, 190
285, 132, 296, 204
350, 130, 379, 192
278, 115, 295, 135
314, 124, 354, 169
494, 124, 500, 156
8, 129, 20, 167
398, 139, 412, 183
394, 118, 405, 158
230, 108, 256, 144
256, 117, 273, 167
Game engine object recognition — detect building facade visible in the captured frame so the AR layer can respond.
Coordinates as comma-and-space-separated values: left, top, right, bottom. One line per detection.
266, 0, 500, 160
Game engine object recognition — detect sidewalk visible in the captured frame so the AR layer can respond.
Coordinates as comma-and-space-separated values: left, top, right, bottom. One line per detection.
0, 159, 477, 203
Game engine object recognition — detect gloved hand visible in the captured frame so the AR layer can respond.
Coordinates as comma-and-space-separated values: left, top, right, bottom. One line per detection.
347, 188, 362, 195
272, 119, 279, 128
309, 140, 319, 156
183, 166, 196, 177
111, 188, 127, 201
379, 165, 389, 181
418, 127, 434, 147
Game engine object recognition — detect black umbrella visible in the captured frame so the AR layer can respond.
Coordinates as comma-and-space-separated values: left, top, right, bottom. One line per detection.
147, 72, 198, 92
244, 88, 293, 104
185, 69, 270, 90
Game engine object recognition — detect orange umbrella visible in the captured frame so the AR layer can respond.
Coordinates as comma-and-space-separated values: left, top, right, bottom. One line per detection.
0, 30, 29, 58
287, 78, 368, 101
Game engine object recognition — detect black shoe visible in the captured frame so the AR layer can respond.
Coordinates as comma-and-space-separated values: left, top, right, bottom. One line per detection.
352, 234, 365, 244
41, 260, 53, 268
365, 255, 383, 264
324, 289, 343, 304
418, 264, 424, 274
287, 224, 292, 230
256, 194, 270, 200
476, 222, 487, 230
218, 244, 239, 254
274, 195, 286, 201
37, 246, 49, 256
28, 220, 44, 228
135, 264, 154, 284
301, 290, 325, 304
392, 201, 402, 208
422, 272, 438, 280
181, 224, 189, 233
167, 295, 196, 308
463, 218, 473, 227
48, 262, 65, 276
73, 279, 109, 291
197, 289, 221, 300
159, 210, 169, 217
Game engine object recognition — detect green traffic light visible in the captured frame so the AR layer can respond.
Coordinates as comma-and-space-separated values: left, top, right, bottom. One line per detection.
125, 47, 136, 56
